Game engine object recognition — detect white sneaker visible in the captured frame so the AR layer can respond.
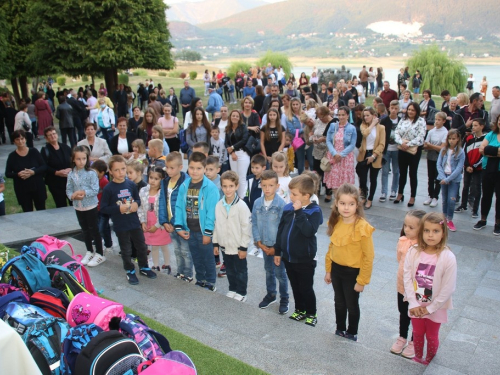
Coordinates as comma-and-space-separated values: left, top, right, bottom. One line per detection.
430, 198, 438, 207
87, 254, 106, 267
81, 251, 94, 266
233, 293, 247, 302
104, 247, 114, 254
423, 197, 432, 205
226, 291, 236, 298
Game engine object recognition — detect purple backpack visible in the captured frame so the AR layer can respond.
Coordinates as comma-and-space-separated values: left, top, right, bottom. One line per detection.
137, 351, 197, 374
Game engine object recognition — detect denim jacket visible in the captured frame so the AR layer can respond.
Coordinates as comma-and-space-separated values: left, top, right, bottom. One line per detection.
66, 168, 99, 210
437, 148, 465, 184
286, 115, 303, 136
251, 194, 286, 247
326, 122, 357, 157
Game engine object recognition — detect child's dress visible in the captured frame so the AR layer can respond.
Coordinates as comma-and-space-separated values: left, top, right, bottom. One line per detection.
144, 195, 172, 246
278, 176, 291, 204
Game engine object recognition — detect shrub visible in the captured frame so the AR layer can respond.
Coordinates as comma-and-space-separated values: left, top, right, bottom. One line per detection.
56, 76, 66, 86
118, 74, 129, 85
189, 71, 197, 80
133, 72, 140, 76
179, 72, 187, 79
81, 75, 89, 82
134, 69, 147, 77
158, 71, 167, 77
227, 61, 252, 80
256, 51, 294, 77
167, 70, 181, 78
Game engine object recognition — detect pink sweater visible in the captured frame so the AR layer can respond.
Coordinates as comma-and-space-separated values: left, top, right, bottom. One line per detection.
396, 236, 417, 295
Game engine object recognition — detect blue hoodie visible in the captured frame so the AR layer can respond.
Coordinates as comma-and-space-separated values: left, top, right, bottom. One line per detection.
158, 171, 187, 226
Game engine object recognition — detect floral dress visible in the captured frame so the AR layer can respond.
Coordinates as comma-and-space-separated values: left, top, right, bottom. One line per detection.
324, 126, 355, 189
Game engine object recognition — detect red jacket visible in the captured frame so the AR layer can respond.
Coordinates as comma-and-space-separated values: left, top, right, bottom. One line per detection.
463, 134, 485, 171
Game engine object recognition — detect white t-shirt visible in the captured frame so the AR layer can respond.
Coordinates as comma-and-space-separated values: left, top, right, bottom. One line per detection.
264, 198, 273, 210
387, 117, 400, 152
278, 176, 292, 204
117, 137, 129, 155
425, 127, 448, 161
444, 149, 453, 174
210, 137, 227, 164
365, 126, 377, 150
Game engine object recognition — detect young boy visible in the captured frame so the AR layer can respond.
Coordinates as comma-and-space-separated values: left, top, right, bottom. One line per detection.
213, 171, 251, 301
101, 155, 157, 285
192, 141, 210, 157
174, 152, 220, 291
274, 174, 323, 327
205, 156, 223, 198
210, 126, 228, 173
92, 160, 113, 252
456, 118, 486, 217
159, 152, 193, 282
423, 112, 449, 208
252, 170, 289, 314
244, 154, 266, 212
147, 139, 167, 175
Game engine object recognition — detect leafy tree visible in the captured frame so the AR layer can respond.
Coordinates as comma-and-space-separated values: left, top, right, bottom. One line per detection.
176, 50, 202, 62
28, 0, 174, 93
407, 45, 467, 96
0, 7, 11, 80
227, 61, 252, 80
256, 51, 293, 77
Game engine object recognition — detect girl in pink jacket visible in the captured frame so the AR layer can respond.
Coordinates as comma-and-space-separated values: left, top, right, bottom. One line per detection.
403, 212, 457, 365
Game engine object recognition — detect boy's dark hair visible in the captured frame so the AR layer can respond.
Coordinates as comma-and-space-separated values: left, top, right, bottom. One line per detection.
189, 151, 207, 167
108, 155, 126, 170
193, 142, 210, 154
288, 174, 315, 197
92, 159, 108, 173
261, 170, 278, 184
220, 171, 239, 186
472, 118, 485, 127
441, 90, 450, 97
206, 155, 220, 168
251, 154, 266, 167
71, 145, 91, 171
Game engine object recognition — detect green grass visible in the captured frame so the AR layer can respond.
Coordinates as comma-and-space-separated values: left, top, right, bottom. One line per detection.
3, 177, 56, 215
123, 305, 269, 375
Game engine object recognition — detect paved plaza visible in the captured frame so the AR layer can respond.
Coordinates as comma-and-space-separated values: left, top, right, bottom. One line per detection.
1, 141, 499, 374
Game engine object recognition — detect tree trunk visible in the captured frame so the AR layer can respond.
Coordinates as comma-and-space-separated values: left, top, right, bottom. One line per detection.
104, 68, 118, 98
10, 77, 21, 108
91, 75, 95, 87
19, 76, 29, 100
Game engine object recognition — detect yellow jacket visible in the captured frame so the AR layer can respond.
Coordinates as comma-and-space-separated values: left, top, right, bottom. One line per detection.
325, 218, 375, 285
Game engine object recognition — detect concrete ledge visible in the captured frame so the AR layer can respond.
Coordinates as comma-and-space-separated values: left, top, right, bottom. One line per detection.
0, 207, 81, 247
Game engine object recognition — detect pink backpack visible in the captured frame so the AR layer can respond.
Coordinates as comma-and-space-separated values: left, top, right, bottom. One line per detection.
66, 292, 125, 330
137, 351, 197, 375
30, 235, 98, 296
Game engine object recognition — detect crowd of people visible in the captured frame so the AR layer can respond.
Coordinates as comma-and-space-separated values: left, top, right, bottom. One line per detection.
1, 63, 499, 367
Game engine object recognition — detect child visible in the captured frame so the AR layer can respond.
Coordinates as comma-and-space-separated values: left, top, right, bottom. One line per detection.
252, 170, 289, 314
227, 79, 236, 104
186, 108, 211, 156
260, 108, 286, 163
101, 155, 157, 285
301, 170, 320, 203
403, 212, 457, 365
66, 145, 105, 267
274, 174, 323, 327
205, 156, 223, 198
324, 183, 375, 341
139, 167, 172, 273
159, 152, 193, 282
174, 152, 220, 291
244, 154, 266, 211
129, 139, 147, 163
92, 160, 113, 252
390, 210, 426, 358
152, 125, 170, 157
213, 171, 251, 301
210, 127, 228, 173
436, 129, 465, 232
127, 159, 147, 192
284, 133, 295, 173
423, 112, 448, 208
146, 139, 167, 177
271, 151, 291, 204
455, 118, 485, 217
0, 173, 5, 216
192, 141, 210, 156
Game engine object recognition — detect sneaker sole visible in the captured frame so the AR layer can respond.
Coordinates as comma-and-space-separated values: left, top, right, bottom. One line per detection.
390, 348, 404, 355
259, 299, 277, 309
279, 308, 289, 315
140, 272, 157, 279
473, 226, 486, 231
494, 232, 500, 236
401, 353, 415, 359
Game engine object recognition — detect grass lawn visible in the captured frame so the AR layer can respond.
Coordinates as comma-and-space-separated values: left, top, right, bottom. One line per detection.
3, 177, 56, 215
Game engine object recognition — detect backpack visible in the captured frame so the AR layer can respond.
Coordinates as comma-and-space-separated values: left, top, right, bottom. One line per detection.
74, 330, 145, 375
0, 283, 29, 300
0, 290, 30, 319
2, 301, 52, 334
118, 314, 172, 361
426, 106, 439, 126
46, 265, 92, 301
60, 324, 103, 375
31, 287, 70, 319
0, 253, 52, 295
136, 351, 197, 375
22, 317, 71, 375
179, 129, 189, 153
67, 293, 125, 330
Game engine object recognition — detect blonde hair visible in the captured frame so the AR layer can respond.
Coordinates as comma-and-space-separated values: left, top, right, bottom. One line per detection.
166, 151, 183, 166
457, 92, 469, 106
152, 125, 164, 139
131, 139, 146, 154
327, 183, 365, 236
417, 212, 448, 253
301, 170, 320, 194
148, 138, 164, 152
271, 151, 289, 176
306, 99, 319, 111
435, 111, 447, 121
126, 158, 146, 174
440, 129, 462, 158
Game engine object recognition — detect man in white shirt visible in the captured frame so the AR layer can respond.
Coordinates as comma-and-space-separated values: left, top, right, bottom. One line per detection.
490, 86, 500, 128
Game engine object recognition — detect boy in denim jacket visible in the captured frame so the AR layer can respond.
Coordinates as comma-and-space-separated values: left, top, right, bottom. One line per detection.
252, 170, 289, 314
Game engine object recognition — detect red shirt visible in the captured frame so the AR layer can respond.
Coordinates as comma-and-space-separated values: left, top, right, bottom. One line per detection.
380, 89, 398, 108
97, 176, 109, 210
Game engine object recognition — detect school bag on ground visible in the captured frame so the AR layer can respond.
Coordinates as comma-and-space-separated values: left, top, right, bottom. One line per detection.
74, 330, 146, 375
0, 290, 30, 318
0, 253, 52, 295
60, 323, 103, 375
31, 287, 70, 319
22, 317, 71, 375
66, 293, 125, 330
2, 301, 52, 334
137, 351, 197, 375
46, 265, 92, 301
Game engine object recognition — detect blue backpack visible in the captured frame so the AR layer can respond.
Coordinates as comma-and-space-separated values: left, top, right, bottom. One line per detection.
0, 253, 51, 295
0, 290, 30, 319
22, 317, 71, 375
2, 301, 52, 334
179, 129, 189, 153
60, 323, 103, 375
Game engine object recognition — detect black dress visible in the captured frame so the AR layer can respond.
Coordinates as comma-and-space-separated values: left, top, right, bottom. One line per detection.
41, 142, 72, 208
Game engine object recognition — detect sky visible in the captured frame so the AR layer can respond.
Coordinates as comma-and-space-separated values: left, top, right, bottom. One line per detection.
166, 0, 285, 3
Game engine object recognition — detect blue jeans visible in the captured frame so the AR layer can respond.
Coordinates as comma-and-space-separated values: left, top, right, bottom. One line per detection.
171, 231, 193, 278
187, 231, 216, 284
369, 82, 375, 95
295, 144, 308, 174
441, 180, 460, 220
100, 128, 114, 145
222, 251, 248, 296
263, 253, 289, 300
381, 151, 399, 195
98, 211, 112, 248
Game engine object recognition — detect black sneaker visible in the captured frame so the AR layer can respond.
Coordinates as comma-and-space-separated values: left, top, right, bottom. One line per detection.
259, 294, 277, 309
473, 220, 487, 230
195, 280, 205, 288
454, 206, 467, 213
127, 270, 139, 285
174, 273, 184, 279
344, 332, 358, 342
289, 309, 306, 321
203, 283, 217, 292
335, 330, 345, 337
494, 224, 500, 236
139, 268, 157, 279
278, 299, 289, 315
472, 212, 479, 218
305, 314, 317, 327
182, 275, 194, 283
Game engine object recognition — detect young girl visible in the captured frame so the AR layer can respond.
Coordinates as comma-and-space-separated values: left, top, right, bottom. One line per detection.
324, 183, 375, 342
391, 210, 426, 358
261, 109, 285, 163
66, 145, 105, 267
403, 212, 457, 365
127, 159, 148, 190
186, 107, 211, 156
139, 167, 172, 273
272, 151, 291, 203
436, 129, 465, 232
129, 139, 147, 162
151, 125, 170, 157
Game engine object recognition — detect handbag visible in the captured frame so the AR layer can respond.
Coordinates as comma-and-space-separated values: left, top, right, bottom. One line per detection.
291, 129, 305, 151
320, 156, 331, 172
397, 144, 418, 155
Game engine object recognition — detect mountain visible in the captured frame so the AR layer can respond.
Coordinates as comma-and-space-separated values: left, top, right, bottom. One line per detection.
166, 0, 267, 25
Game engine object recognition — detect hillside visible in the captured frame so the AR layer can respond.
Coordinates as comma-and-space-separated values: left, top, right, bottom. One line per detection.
198, 0, 497, 39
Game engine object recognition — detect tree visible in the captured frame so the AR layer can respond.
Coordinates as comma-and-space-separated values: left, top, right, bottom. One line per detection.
28, 0, 174, 94
175, 50, 202, 62
227, 61, 252, 80
406, 45, 467, 96
0, 7, 12, 80
256, 51, 293, 77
